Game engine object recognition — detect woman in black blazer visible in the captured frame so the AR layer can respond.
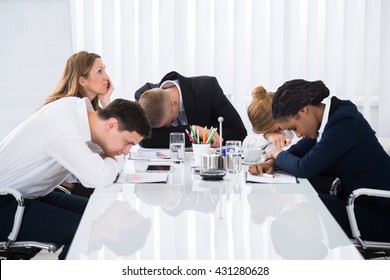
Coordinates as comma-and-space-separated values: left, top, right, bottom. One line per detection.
249, 79, 390, 242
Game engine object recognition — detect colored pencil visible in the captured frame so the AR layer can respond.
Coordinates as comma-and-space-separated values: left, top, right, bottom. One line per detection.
185, 129, 195, 143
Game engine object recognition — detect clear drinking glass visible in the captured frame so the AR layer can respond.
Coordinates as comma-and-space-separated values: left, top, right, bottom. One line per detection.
169, 132, 185, 164
226, 140, 242, 173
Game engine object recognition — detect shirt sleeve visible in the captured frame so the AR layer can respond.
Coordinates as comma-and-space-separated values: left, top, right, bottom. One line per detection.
42, 115, 120, 188
243, 132, 269, 148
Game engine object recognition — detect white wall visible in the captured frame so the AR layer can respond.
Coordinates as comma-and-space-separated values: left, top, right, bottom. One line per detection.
1, 0, 389, 140
0, 0, 73, 139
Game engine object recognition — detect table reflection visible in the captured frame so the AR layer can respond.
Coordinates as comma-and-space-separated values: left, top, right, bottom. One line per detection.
85, 200, 151, 257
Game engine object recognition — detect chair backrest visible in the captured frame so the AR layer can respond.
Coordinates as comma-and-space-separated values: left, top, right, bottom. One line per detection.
378, 137, 390, 155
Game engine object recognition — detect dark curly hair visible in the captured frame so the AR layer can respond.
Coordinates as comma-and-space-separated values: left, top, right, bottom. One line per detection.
272, 79, 330, 120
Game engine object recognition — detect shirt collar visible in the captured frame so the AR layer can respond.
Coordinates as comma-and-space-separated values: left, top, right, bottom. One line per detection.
317, 97, 331, 142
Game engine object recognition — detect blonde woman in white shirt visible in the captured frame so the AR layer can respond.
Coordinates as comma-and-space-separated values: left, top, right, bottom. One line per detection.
243, 86, 298, 154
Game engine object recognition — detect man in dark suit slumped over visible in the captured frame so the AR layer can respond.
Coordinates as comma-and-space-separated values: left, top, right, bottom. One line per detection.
134, 71, 247, 148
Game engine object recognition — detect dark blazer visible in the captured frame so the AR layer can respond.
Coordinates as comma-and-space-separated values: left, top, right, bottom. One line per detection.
274, 97, 390, 242
275, 97, 390, 199
135, 71, 247, 148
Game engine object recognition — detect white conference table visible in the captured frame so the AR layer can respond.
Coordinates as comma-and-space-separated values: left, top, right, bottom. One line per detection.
66, 148, 363, 260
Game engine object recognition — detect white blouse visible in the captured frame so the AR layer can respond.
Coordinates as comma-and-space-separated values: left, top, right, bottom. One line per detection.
243, 130, 299, 152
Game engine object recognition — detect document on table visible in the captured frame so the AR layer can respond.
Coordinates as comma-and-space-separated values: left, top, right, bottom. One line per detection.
129, 151, 170, 161
115, 173, 168, 184
246, 171, 298, 184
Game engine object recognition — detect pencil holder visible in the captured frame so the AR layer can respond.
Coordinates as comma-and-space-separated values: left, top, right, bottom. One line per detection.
192, 143, 211, 166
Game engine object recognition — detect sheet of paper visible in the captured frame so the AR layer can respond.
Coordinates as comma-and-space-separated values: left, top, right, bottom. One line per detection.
246, 171, 297, 184
129, 151, 170, 161
116, 173, 168, 184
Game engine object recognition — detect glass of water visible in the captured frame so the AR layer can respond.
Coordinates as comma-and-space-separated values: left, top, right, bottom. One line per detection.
169, 132, 185, 164
226, 140, 242, 173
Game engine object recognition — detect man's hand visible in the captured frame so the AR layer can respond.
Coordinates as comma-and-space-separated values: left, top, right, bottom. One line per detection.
210, 132, 221, 148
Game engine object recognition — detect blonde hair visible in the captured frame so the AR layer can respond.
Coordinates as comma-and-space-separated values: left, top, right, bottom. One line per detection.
247, 86, 277, 133
45, 51, 101, 110
139, 88, 172, 128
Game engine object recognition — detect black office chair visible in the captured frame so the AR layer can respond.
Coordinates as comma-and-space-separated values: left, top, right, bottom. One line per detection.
346, 188, 390, 259
0, 188, 61, 260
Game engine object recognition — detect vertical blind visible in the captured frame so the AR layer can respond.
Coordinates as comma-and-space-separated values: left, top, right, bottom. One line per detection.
69, 0, 390, 137
1, 0, 389, 138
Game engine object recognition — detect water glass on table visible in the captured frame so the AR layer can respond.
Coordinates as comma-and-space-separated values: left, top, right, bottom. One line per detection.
226, 140, 242, 173
169, 132, 185, 164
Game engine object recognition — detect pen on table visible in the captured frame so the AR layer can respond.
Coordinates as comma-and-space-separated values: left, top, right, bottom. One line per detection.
261, 173, 274, 178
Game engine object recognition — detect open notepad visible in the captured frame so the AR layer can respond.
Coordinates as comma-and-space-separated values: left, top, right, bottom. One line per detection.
246, 171, 298, 184
115, 173, 168, 184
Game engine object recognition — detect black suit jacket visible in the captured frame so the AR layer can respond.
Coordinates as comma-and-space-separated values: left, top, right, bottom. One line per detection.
135, 71, 247, 148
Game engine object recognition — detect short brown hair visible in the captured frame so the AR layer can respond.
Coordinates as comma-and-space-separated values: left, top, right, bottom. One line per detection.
98, 99, 151, 138
138, 88, 172, 128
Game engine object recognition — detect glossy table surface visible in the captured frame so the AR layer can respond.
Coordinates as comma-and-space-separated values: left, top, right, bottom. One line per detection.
66, 149, 363, 260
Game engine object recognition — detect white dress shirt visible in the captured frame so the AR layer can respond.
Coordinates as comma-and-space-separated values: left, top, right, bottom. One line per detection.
317, 97, 331, 142
0, 97, 120, 199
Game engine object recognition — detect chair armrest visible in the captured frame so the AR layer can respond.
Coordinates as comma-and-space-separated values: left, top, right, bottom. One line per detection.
0, 188, 25, 248
350, 188, 390, 199
346, 188, 390, 249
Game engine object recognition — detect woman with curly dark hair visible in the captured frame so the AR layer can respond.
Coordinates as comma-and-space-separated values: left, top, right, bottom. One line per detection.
249, 79, 390, 243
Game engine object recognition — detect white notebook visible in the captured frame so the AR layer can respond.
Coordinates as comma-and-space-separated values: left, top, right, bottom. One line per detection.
115, 173, 168, 184
129, 151, 171, 161
246, 171, 297, 184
